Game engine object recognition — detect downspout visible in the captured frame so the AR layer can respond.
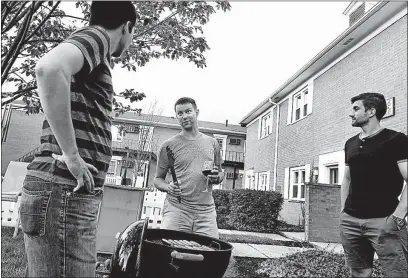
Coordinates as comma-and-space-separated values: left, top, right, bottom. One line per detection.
269, 98, 280, 191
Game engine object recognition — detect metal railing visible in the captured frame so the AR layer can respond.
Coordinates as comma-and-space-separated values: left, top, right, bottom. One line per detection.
221, 150, 245, 163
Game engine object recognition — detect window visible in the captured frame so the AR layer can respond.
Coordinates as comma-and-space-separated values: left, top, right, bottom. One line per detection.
229, 138, 241, 145
329, 166, 339, 184
111, 125, 123, 142
290, 168, 306, 200
107, 160, 117, 175
291, 87, 311, 122
226, 172, 236, 179
260, 112, 272, 139
258, 172, 269, 191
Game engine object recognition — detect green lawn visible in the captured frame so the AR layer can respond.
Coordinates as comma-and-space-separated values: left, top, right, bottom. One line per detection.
1, 227, 384, 278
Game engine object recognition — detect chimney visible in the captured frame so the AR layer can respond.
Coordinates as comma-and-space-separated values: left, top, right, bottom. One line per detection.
225, 119, 228, 126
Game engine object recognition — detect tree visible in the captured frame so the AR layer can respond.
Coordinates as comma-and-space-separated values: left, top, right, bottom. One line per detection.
1, 1, 231, 114
116, 101, 162, 187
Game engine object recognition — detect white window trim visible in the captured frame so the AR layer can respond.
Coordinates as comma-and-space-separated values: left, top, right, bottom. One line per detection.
287, 85, 312, 125
288, 164, 310, 201
318, 150, 345, 184
107, 156, 122, 175
257, 107, 274, 140
257, 170, 270, 191
214, 134, 227, 160
327, 164, 340, 185
112, 125, 123, 142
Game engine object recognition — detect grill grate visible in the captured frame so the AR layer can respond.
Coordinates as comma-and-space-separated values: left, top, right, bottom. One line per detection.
145, 238, 216, 251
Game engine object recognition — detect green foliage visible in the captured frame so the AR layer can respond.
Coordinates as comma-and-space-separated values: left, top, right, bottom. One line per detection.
1, 1, 231, 113
256, 250, 385, 278
213, 189, 284, 233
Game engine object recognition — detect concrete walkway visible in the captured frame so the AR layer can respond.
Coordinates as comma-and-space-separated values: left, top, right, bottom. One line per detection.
221, 230, 347, 259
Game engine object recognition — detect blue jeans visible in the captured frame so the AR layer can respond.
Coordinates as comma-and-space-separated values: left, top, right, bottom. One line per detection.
19, 176, 103, 277
340, 211, 408, 277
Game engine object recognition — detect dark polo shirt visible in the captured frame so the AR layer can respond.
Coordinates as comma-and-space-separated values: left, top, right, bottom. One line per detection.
344, 128, 408, 218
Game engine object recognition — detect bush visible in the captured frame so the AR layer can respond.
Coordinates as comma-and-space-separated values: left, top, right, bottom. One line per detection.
213, 189, 232, 229
213, 189, 283, 233
256, 250, 384, 277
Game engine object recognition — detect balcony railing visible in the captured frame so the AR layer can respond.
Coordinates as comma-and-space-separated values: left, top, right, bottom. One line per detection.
221, 150, 245, 163
112, 138, 157, 153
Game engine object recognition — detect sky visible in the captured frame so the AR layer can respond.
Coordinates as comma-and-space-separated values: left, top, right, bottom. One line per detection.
109, 2, 350, 125
28, 2, 350, 126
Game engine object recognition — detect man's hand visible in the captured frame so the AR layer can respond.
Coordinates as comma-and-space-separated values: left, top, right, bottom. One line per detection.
167, 180, 182, 198
52, 153, 98, 193
207, 166, 220, 184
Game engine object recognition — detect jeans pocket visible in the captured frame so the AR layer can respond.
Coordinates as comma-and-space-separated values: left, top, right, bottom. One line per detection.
19, 186, 52, 238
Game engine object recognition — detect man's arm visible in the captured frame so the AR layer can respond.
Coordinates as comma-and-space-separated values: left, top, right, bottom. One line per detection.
36, 43, 98, 192
393, 161, 408, 219
35, 43, 83, 158
154, 165, 181, 197
340, 165, 351, 213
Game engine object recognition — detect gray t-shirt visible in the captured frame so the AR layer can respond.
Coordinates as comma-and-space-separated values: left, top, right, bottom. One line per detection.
157, 132, 223, 213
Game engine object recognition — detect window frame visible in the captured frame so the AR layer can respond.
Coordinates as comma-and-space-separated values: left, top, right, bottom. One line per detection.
290, 166, 307, 200
292, 87, 309, 123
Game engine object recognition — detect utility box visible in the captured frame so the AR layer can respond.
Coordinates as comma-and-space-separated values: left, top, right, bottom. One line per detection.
96, 184, 152, 253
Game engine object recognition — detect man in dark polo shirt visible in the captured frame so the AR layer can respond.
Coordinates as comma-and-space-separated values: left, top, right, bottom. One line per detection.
19, 2, 136, 277
340, 92, 408, 277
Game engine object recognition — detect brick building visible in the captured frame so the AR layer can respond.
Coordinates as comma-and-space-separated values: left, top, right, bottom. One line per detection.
1, 109, 246, 190
240, 2, 407, 225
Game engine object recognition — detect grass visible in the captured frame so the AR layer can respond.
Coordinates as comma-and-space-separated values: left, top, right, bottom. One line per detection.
1, 227, 27, 278
1, 227, 384, 278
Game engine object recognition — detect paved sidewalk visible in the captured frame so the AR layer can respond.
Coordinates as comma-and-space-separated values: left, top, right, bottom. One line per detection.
230, 242, 312, 258
219, 229, 292, 241
282, 232, 346, 255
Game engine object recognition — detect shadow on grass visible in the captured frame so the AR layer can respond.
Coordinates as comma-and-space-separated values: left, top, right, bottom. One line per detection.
1, 227, 27, 277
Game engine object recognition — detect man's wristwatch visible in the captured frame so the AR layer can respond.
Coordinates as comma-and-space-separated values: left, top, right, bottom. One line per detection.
391, 215, 407, 230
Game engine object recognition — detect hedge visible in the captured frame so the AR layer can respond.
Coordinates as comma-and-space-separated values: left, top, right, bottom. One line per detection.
213, 189, 284, 233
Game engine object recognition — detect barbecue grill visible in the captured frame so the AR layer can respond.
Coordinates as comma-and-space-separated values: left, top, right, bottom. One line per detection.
105, 218, 233, 278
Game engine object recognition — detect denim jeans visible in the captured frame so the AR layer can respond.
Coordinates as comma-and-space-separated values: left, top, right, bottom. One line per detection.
340, 211, 408, 277
19, 176, 103, 277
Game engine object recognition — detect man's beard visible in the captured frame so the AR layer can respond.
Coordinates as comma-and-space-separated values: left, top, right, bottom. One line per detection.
351, 117, 369, 127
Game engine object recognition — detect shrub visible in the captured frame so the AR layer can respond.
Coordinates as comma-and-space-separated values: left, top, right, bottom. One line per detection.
213, 189, 283, 233
256, 250, 384, 277
213, 189, 232, 229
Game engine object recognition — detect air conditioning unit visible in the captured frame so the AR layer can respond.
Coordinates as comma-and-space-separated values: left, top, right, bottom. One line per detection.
229, 138, 241, 145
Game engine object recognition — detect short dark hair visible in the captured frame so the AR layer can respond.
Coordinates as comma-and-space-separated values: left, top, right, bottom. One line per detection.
174, 97, 198, 111
90, 1, 137, 30
350, 92, 387, 120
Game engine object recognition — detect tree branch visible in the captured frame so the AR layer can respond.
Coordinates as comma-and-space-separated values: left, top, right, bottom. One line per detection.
27, 39, 63, 44
24, 1, 61, 43
1, 86, 37, 107
3, 1, 37, 33
134, 9, 181, 39
50, 14, 87, 21
1, 2, 35, 85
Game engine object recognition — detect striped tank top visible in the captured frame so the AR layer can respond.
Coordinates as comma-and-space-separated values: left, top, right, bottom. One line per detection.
26, 26, 114, 187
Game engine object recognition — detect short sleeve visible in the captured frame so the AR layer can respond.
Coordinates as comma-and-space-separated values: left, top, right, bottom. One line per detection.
157, 143, 170, 170
63, 27, 110, 74
344, 141, 349, 166
393, 133, 408, 164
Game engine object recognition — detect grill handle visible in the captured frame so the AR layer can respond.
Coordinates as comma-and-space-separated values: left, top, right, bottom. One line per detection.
171, 251, 204, 262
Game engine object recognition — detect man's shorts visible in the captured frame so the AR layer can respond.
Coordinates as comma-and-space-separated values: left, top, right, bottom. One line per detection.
340, 211, 407, 277
161, 199, 219, 239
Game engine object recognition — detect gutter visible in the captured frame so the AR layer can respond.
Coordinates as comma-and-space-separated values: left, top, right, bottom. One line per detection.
268, 98, 280, 191
239, 1, 388, 126
113, 117, 247, 136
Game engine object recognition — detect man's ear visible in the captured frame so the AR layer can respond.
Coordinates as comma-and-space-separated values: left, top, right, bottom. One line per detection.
196, 109, 200, 117
368, 108, 377, 118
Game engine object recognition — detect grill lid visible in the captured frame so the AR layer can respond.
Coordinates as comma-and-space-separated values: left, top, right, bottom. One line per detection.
109, 218, 149, 278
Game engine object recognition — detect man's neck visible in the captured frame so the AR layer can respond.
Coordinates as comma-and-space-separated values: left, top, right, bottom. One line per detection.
103, 27, 120, 55
360, 121, 382, 138
181, 127, 201, 140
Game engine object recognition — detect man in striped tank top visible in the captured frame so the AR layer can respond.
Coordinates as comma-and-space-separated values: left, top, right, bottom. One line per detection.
19, 2, 136, 277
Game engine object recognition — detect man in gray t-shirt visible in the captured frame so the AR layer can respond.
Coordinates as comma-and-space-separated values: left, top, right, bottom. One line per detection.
154, 97, 224, 238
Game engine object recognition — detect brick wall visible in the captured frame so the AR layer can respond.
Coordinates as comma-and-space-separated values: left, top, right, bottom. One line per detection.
1, 110, 44, 174
305, 183, 341, 243
245, 15, 407, 226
